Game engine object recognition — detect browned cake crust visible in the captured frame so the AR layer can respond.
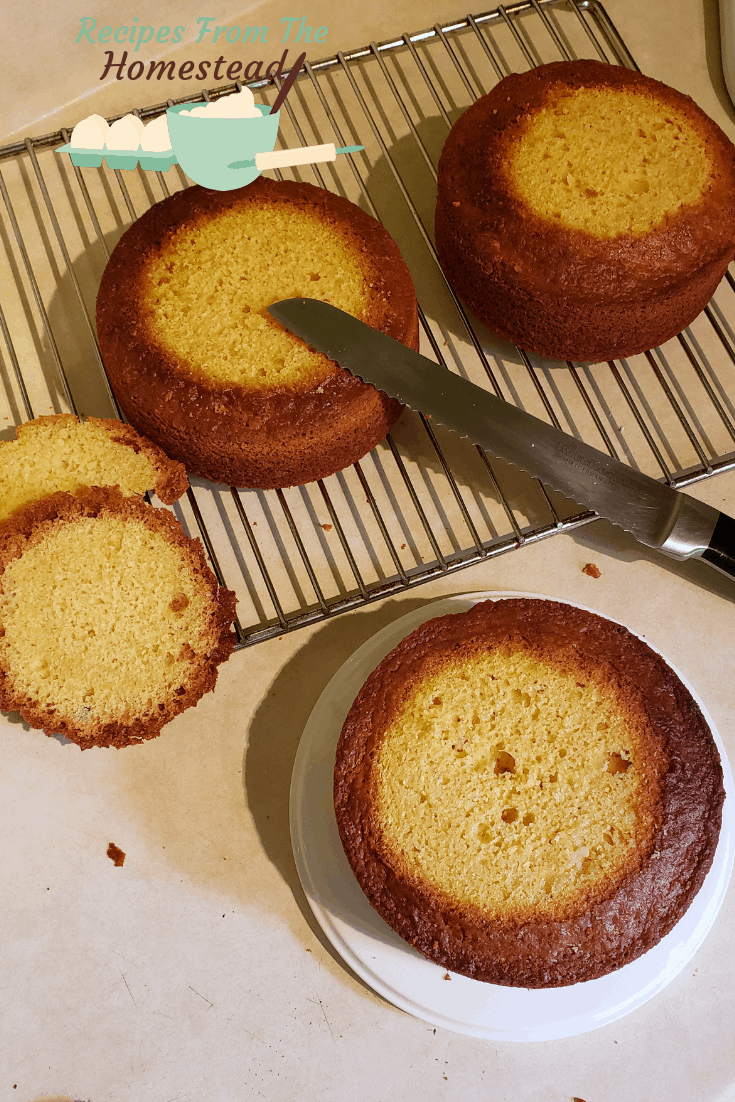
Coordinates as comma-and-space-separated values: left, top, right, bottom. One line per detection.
334, 599, 725, 987
0, 487, 237, 749
96, 178, 419, 487
435, 60, 735, 362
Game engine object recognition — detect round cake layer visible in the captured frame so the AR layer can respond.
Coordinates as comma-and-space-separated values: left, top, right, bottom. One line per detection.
334, 599, 725, 987
97, 178, 419, 488
435, 60, 735, 362
0, 488, 237, 749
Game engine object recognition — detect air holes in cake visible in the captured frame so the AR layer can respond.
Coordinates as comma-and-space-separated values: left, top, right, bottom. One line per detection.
170, 592, 189, 612
571, 846, 590, 870
494, 751, 515, 775
607, 751, 631, 774
372, 640, 662, 919
309, 273, 321, 281
558, 748, 567, 758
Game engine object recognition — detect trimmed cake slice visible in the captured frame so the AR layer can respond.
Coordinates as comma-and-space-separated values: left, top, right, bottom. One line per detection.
0, 486, 236, 749
0, 414, 188, 524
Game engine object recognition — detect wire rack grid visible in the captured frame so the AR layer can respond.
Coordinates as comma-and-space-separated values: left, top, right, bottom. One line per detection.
2, 0, 735, 648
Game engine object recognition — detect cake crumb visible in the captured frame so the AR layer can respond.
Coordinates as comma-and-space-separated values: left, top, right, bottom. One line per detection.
582, 562, 601, 578
443, 972, 451, 980
107, 842, 126, 866
321, 523, 332, 531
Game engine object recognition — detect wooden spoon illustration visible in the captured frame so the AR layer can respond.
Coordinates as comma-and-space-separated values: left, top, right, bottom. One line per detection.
270, 52, 307, 114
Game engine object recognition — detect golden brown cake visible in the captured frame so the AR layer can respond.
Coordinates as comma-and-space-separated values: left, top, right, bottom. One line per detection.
0, 487, 237, 749
435, 60, 735, 362
334, 598, 724, 987
0, 414, 188, 524
96, 177, 419, 488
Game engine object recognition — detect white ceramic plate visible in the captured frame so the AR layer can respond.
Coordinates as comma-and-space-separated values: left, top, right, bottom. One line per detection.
289, 591, 734, 1041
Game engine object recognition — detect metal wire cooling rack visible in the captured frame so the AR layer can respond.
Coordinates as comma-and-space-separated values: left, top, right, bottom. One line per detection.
2, 0, 735, 647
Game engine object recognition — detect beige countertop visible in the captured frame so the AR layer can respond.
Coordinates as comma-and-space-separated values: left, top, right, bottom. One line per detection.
2, 1, 735, 1100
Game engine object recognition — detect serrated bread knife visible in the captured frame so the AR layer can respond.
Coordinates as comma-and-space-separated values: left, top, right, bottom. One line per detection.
267, 297, 735, 582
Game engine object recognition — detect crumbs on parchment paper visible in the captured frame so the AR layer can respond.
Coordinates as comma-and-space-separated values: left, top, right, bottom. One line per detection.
107, 842, 126, 866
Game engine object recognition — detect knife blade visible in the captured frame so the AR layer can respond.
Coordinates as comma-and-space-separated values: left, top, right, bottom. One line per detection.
267, 297, 735, 582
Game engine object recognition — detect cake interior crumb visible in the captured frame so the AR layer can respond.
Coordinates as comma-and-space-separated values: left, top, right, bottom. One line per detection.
0, 418, 162, 523
507, 86, 713, 237
0, 515, 215, 724
141, 203, 376, 390
375, 647, 663, 921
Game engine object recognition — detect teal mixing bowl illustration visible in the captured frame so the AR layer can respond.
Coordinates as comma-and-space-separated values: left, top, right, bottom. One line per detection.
167, 104, 280, 190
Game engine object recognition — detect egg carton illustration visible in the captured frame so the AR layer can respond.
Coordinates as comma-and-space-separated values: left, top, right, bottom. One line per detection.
56, 143, 178, 171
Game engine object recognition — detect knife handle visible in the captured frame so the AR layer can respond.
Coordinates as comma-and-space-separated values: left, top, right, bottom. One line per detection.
700, 512, 735, 580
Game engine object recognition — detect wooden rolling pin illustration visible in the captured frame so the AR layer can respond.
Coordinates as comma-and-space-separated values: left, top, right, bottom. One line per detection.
228, 143, 364, 170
